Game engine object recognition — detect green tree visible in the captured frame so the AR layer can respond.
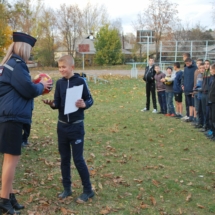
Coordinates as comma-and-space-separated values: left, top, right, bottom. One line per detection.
94, 24, 122, 65
0, 1, 12, 57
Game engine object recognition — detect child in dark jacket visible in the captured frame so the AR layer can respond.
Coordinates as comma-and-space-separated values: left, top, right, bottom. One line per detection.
181, 58, 198, 122
154, 65, 167, 114
43, 55, 94, 203
208, 63, 215, 140
193, 63, 205, 128
173, 62, 183, 118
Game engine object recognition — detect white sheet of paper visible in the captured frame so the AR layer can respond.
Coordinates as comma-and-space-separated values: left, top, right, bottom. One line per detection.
64, 84, 83, 115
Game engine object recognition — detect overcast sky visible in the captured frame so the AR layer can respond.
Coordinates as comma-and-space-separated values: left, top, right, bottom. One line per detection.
44, 0, 214, 34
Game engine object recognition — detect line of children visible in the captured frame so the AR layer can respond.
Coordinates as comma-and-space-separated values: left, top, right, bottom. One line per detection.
142, 56, 215, 141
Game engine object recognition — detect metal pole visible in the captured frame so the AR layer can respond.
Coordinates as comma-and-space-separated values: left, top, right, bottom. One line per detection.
205, 41, 208, 60
190, 41, 193, 58
82, 53, 84, 70
159, 41, 162, 67
147, 36, 149, 66
175, 41, 178, 62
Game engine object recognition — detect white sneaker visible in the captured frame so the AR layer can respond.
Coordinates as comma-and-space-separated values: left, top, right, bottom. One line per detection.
141, 107, 148, 112
181, 115, 189, 120
152, 109, 158, 113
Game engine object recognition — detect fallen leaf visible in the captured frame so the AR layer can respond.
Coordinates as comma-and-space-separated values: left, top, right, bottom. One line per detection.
152, 179, 159, 187
61, 207, 68, 215
98, 182, 103, 189
186, 193, 192, 202
140, 202, 149, 209
150, 196, 156, 206
99, 209, 110, 215
197, 204, 205, 209
90, 153, 95, 158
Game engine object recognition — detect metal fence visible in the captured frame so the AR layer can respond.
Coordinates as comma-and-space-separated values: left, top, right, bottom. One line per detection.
159, 40, 215, 64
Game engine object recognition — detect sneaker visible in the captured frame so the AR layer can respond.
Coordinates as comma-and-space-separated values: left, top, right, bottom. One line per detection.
141, 107, 148, 112
22, 142, 29, 147
152, 109, 157, 113
165, 113, 171, 116
170, 114, 175, 117
76, 191, 95, 203
58, 189, 72, 199
181, 116, 189, 121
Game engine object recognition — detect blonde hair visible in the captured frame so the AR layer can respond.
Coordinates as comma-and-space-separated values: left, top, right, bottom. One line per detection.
58, 55, 75, 66
0, 42, 32, 65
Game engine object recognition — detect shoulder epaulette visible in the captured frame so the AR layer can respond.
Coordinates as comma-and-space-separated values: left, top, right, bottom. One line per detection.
15, 59, 21, 62
4, 64, 14, 71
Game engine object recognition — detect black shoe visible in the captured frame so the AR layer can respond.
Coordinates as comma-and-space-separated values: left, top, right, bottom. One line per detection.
21, 142, 29, 147
210, 137, 215, 141
58, 189, 72, 199
0, 197, 20, 214
10, 193, 24, 210
76, 190, 94, 203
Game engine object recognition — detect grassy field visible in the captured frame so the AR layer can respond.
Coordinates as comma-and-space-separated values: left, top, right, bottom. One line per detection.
2, 73, 215, 215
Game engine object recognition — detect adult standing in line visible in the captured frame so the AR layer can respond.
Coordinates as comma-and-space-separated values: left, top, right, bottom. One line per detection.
142, 57, 157, 113
0, 32, 51, 214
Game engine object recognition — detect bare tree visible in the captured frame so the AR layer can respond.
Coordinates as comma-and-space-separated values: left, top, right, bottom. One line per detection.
111, 18, 123, 33
8, 0, 43, 34
82, 1, 109, 35
134, 0, 179, 60
57, 4, 82, 57
35, 8, 57, 66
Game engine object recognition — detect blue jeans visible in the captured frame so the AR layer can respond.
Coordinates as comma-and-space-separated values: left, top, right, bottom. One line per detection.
157, 91, 167, 113
166, 92, 175, 114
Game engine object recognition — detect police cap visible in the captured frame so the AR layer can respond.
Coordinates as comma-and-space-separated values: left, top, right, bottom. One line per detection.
13, 32, 37, 47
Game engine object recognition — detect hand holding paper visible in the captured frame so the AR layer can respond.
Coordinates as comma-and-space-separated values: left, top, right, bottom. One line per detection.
64, 85, 83, 114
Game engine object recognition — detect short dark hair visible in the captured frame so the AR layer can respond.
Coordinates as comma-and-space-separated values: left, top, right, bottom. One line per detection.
197, 58, 203, 62
205, 59, 210, 64
166, 66, 173, 71
184, 58, 192, 63
154, 64, 160, 68
174, 62, 180, 68
149, 57, 154, 60
183, 53, 190, 58
199, 63, 205, 66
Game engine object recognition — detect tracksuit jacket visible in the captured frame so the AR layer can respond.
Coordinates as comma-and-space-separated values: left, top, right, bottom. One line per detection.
52, 73, 93, 123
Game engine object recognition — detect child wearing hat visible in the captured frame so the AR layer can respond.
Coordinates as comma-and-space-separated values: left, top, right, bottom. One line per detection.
0, 32, 51, 214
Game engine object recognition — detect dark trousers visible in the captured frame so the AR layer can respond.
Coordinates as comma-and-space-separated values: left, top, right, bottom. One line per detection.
209, 103, 215, 134
185, 95, 189, 117
57, 121, 92, 192
157, 91, 167, 114
201, 93, 209, 128
22, 123, 31, 142
146, 82, 157, 110
197, 100, 204, 126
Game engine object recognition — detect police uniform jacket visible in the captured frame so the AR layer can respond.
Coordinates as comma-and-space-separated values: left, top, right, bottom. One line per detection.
53, 73, 93, 123
0, 54, 44, 124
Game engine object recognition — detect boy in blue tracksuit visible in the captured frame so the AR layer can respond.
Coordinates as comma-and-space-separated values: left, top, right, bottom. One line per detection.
43, 55, 94, 203
173, 62, 183, 118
